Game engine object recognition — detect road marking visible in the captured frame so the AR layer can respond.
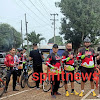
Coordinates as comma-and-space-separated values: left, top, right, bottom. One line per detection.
0, 89, 33, 100
85, 98, 100, 100
81, 90, 92, 100
0, 84, 44, 100
81, 88, 96, 100
0, 81, 79, 100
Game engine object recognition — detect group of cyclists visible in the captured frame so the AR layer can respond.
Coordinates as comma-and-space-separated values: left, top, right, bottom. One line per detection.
3, 36, 100, 99
4, 48, 27, 92
46, 37, 100, 98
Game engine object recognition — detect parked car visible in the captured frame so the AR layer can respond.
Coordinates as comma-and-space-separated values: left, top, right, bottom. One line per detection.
0, 53, 6, 67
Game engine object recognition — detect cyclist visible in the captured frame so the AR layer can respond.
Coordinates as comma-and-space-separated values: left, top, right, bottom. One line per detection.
23, 48, 27, 59
96, 47, 100, 98
46, 44, 61, 98
77, 37, 96, 97
62, 43, 79, 96
17, 48, 25, 85
4, 48, 19, 92
29, 43, 44, 90
97, 55, 100, 66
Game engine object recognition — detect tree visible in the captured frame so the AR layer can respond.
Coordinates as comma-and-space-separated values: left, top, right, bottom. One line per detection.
27, 31, 45, 45
0, 23, 22, 51
48, 36, 63, 45
56, 0, 100, 51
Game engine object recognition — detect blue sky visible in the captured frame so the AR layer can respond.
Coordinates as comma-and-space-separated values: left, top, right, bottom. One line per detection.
0, 0, 64, 45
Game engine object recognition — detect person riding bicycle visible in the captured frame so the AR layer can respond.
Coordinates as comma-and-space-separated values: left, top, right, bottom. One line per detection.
46, 44, 61, 98
29, 43, 44, 90
62, 43, 79, 96
4, 48, 19, 92
77, 37, 96, 97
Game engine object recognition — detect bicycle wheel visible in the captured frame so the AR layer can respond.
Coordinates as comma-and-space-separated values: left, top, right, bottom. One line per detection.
27, 72, 36, 88
0, 79, 5, 97
43, 77, 51, 92
21, 73, 26, 88
75, 70, 81, 84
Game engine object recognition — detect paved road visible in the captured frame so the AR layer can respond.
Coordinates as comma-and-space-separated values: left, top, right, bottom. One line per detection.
0, 81, 99, 100
0, 65, 99, 100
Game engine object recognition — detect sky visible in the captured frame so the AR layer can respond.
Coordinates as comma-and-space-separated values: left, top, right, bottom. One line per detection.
0, 0, 64, 45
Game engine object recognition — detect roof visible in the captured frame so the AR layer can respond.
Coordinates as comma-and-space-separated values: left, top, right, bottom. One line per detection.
39, 45, 65, 49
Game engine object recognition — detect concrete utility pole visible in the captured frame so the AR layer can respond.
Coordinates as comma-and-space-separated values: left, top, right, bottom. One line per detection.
50, 13, 58, 44
25, 13, 29, 54
21, 20, 23, 48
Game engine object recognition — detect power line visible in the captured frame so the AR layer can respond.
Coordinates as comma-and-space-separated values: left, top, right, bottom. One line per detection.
46, 0, 57, 13
38, 0, 60, 29
20, 0, 50, 25
38, 0, 51, 15
15, 0, 52, 33
29, 0, 51, 22
15, 0, 43, 26
37, 0, 60, 29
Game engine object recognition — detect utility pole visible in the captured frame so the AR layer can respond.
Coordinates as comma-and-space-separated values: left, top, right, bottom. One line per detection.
25, 13, 29, 54
50, 13, 58, 44
21, 20, 23, 48
12, 28, 16, 48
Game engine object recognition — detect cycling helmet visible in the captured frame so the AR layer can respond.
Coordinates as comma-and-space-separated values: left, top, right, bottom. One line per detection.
17, 48, 23, 52
53, 44, 58, 48
84, 37, 91, 43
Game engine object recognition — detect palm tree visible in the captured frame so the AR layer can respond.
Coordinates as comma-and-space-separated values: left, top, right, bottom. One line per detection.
27, 31, 45, 45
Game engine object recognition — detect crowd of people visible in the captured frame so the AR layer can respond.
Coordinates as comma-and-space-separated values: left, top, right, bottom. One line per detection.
3, 37, 100, 99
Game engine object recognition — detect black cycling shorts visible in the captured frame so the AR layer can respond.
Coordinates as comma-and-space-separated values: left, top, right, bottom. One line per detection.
81, 67, 94, 82
64, 70, 74, 84
17, 69, 23, 76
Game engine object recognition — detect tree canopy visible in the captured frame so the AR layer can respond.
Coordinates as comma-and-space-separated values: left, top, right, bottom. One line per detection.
56, 0, 100, 51
0, 23, 22, 51
27, 31, 45, 45
48, 36, 63, 45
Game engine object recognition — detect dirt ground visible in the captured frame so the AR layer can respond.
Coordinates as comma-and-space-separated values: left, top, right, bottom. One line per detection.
0, 64, 100, 100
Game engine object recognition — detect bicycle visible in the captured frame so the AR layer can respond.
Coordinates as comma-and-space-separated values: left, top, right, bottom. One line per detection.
20, 62, 31, 88
42, 62, 64, 92
27, 71, 36, 88
0, 66, 7, 97
43, 75, 64, 92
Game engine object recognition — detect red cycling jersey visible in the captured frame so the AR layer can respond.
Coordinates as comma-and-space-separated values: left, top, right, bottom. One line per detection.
4, 54, 14, 67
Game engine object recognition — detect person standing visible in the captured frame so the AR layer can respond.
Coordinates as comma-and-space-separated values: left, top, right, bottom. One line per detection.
17, 48, 24, 85
62, 43, 79, 96
96, 47, 100, 98
29, 43, 44, 89
77, 37, 96, 97
4, 48, 19, 92
46, 44, 61, 98
23, 48, 27, 59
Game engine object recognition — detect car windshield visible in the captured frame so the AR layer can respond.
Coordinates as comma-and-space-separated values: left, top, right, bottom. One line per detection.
0, 54, 3, 58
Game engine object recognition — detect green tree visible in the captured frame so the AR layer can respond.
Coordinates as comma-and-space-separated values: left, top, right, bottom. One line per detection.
0, 23, 22, 51
48, 36, 63, 45
56, 0, 100, 51
27, 31, 45, 44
